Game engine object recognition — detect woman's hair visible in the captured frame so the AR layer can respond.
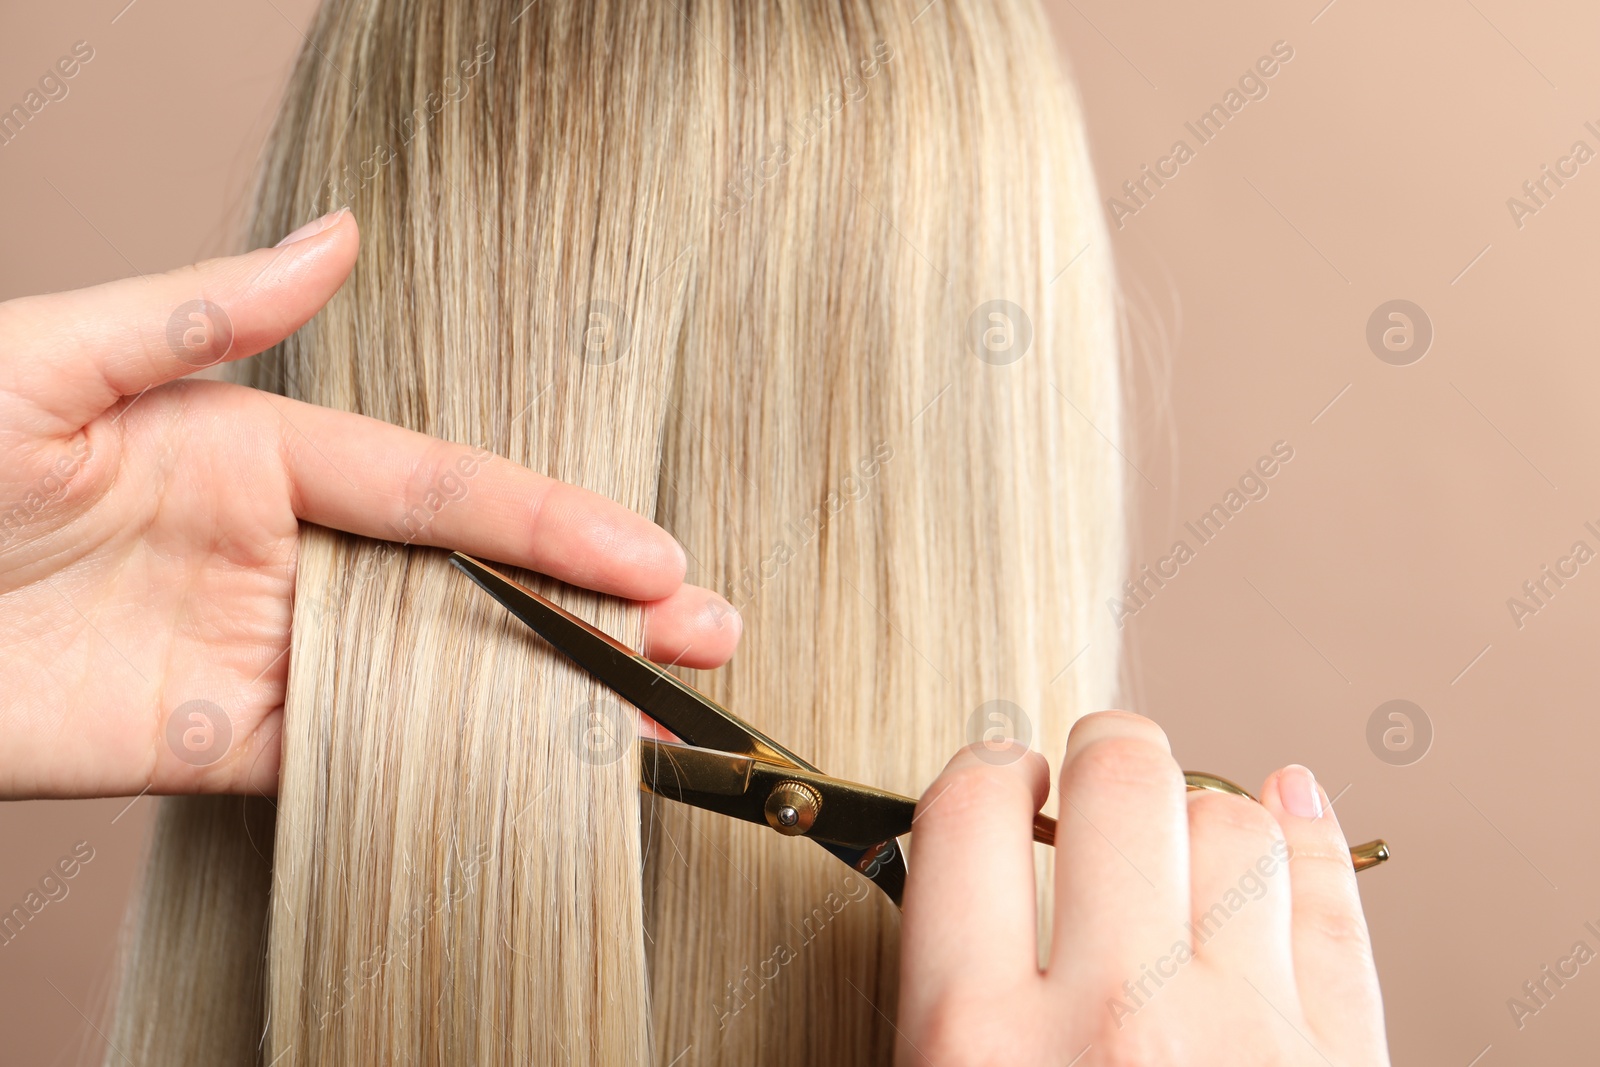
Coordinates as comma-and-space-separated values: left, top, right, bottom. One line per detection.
107, 0, 1121, 1062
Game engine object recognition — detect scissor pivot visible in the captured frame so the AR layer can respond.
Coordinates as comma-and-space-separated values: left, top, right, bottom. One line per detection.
764, 780, 822, 836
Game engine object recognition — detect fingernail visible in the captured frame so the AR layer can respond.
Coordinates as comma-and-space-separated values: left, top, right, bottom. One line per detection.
274, 208, 348, 248
1280, 764, 1324, 819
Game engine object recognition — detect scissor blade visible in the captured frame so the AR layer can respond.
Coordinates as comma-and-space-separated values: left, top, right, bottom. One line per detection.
640, 739, 760, 803
640, 739, 912, 905
639, 740, 919, 846
450, 552, 912, 905
448, 553, 805, 769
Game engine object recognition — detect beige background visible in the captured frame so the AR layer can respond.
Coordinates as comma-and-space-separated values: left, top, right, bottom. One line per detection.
2, 0, 1596, 1062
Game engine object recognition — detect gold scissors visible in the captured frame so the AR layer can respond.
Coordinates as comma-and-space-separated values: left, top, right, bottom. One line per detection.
449, 552, 1389, 906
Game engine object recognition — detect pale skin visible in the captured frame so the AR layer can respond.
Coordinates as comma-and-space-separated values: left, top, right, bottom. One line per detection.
1, 214, 1384, 1055
0, 211, 739, 799
900, 711, 1390, 1065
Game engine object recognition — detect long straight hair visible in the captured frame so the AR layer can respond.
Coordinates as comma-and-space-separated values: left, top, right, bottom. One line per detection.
107, 0, 1122, 1063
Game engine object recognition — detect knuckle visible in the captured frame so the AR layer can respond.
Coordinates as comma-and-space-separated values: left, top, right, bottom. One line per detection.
522, 475, 554, 543
1297, 896, 1375, 959
1069, 736, 1179, 794
1099, 1042, 1166, 1067
1084, 1011, 1172, 1067
529, 479, 585, 542
1287, 841, 1358, 875
914, 992, 1032, 1066
390, 440, 461, 542
0, 429, 111, 547
163, 261, 226, 323
181, 254, 249, 303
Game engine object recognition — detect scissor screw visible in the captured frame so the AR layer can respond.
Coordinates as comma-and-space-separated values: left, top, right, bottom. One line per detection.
764, 780, 821, 836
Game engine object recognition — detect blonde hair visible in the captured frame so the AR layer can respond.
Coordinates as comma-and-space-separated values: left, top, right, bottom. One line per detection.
108, 0, 1121, 1063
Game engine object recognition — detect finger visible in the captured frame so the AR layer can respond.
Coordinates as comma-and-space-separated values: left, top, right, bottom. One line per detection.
1261, 765, 1388, 1061
900, 743, 1050, 1019
1184, 790, 1295, 989
267, 391, 690, 603
1063, 705, 1172, 762
3, 210, 357, 429
640, 583, 743, 668
1049, 711, 1189, 990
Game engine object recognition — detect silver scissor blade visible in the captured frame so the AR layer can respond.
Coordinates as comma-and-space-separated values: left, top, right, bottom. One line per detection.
448, 553, 806, 768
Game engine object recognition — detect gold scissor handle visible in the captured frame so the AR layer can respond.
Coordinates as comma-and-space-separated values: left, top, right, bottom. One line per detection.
1029, 771, 1390, 873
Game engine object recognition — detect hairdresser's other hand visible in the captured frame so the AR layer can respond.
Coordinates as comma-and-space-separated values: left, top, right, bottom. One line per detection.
0, 211, 741, 799
898, 711, 1388, 1066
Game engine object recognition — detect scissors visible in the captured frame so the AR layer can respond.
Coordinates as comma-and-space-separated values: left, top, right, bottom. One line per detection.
449, 552, 1390, 907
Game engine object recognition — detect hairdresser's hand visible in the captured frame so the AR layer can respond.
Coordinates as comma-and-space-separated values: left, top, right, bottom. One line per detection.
898, 711, 1388, 1066
0, 211, 741, 799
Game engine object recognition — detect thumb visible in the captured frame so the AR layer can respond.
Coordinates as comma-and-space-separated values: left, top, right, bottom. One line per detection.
0, 209, 358, 432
